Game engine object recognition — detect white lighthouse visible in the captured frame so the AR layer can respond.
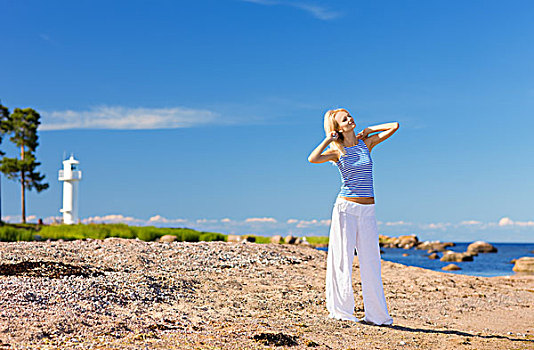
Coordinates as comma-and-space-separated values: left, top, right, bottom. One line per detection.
58, 155, 82, 224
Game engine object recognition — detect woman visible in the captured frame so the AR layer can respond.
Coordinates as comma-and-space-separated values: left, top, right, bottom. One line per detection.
308, 108, 399, 326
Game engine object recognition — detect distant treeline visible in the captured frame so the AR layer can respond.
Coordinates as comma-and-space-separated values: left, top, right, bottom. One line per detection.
0, 223, 226, 242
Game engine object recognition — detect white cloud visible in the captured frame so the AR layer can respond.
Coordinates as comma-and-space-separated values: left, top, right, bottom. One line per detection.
40, 106, 221, 130
245, 217, 278, 223
196, 219, 219, 224
148, 215, 187, 224
460, 220, 483, 225
296, 219, 330, 228
287, 219, 299, 224
498, 217, 534, 227
241, 0, 341, 20
384, 220, 413, 226
221, 218, 232, 223
498, 217, 514, 226
420, 222, 451, 230
82, 214, 146, 224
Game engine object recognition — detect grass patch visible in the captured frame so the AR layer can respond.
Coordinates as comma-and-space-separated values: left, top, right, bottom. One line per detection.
304, 236, 329, 245
0, 223, 226, 242
0, 226, 34, 241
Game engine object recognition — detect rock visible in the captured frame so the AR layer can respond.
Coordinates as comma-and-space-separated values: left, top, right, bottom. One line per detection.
378, 234, 391, 246
378, 234, 419, 248
440, 251, 474, 262
440, 251, 472, 262
416, 241, 455, 252
159, 235, 177, 243
226, 235, 242, 243
398, 235, 419, 249
510, 259, 517, 264
33, 235, 42, 241
428, 253, 439, 260
294, 237, 302, 245
402, 253, 409, 257
270, 235, 283, 244
284, 235, 297, 244
467, 241, 497, 254
300, 237, 311, 246
512, 257, 534, 274
442, 264, 461, 271
243, 235, 256, 243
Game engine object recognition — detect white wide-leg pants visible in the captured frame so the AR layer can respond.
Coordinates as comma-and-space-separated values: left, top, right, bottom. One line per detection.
325, 197, 393, 325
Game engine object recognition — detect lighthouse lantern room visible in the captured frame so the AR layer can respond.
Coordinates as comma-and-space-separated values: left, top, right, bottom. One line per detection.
58, 155, 82, 224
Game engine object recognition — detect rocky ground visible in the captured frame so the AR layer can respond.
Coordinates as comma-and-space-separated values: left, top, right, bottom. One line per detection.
0, 239, 533, 349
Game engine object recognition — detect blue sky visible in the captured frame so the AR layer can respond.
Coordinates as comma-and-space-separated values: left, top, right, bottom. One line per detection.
1, 0, 533, 242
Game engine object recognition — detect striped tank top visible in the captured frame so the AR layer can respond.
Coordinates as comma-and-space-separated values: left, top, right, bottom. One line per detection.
334, 139, 374, 197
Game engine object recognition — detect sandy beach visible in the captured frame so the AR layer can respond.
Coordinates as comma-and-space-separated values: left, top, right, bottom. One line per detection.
0, 239, 533, 349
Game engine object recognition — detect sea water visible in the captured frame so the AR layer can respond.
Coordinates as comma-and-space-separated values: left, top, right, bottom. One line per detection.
318, 243, 534, 277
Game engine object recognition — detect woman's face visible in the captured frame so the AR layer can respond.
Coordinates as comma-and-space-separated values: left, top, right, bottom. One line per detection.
334, 111, 355, 133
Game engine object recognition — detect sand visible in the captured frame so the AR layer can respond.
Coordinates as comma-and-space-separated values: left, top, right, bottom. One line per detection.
0, 239, 533, 349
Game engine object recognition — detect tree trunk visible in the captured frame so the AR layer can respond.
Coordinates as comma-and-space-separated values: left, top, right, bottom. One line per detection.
21, 145, 25, 224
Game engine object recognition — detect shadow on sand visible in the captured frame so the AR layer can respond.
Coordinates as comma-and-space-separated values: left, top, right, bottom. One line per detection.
388, 324, 533, 344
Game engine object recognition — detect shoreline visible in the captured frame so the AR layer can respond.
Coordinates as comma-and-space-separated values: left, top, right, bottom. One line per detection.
0, 239, 533, 349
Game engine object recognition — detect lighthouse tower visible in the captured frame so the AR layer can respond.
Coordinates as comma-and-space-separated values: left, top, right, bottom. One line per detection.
58, 155, 82, 224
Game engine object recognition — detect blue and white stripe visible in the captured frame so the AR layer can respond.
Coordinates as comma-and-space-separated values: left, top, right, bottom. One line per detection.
335, 140, 374, 197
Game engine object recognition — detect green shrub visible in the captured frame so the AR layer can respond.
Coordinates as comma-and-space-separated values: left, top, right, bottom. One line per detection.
0, 226, 33, 241
2, 223, 226, 243
305, 236, 329, 245
180, 230, 200, 242
39, 224, 112, 240
108, 224, 136, 239
199, 232, 226, 242
133, 226, 160, 241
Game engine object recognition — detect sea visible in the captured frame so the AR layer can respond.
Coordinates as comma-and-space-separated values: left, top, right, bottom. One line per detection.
318, 243, 534, 277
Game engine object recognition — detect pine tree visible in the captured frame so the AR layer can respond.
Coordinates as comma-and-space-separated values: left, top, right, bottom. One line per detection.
0, 107, 49, 223
0, 103, 9, 155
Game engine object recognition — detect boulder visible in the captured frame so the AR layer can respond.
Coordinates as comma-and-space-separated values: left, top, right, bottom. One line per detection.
226, 235, 242, 243
467, 241, 497, 254
243, 235, 256, 243
402, 253, 409, 257
300, 237, 311, 246
284, 235, 297, 244
416, 241, 455, 252
512, 257, 534, 274
270, 235, 283, 244
442, 264, 461, 271
159, 235, 178, 243
440, 251, 474, 262
378, 235, 391, 246
398, 235, 419, 249
428, 253, 439, 260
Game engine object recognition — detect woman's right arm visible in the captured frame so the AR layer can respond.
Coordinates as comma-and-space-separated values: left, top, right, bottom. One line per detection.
308, 133, 339, 164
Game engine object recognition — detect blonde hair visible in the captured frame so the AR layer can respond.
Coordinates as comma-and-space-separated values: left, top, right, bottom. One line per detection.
324, 108, 350, 157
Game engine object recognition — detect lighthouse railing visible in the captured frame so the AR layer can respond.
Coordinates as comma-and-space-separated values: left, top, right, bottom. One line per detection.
58, 170, 82, 180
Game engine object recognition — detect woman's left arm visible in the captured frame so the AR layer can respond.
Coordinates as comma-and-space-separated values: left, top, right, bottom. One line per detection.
358, 122, 399, 152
